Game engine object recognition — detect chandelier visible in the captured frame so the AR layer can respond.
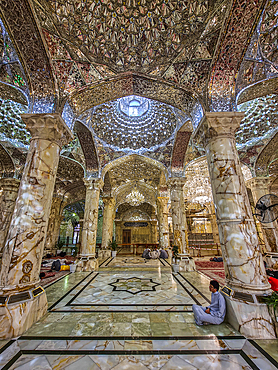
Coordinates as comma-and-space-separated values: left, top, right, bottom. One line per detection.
126, 184, 145, 206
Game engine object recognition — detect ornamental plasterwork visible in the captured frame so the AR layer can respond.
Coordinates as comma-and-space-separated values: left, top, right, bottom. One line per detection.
255, 131, 278, 177
33, 0, 209, 73
0, 19, 28, 98
237, 94, 278, 150
122, 209, 150, 222
0, 98, 29, 147
115, 182, 157, 210
209, 0, 265, 111
108, 157, 162, 189
116, 202, 155, 220
236, 0, 278, 97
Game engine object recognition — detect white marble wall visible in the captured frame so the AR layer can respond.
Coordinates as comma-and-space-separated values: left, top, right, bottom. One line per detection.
247, 177, 278, 253
156, 197, 170, 248
0, 178, 20, 257
168, 178, 189, 254
101, 197, 115, 248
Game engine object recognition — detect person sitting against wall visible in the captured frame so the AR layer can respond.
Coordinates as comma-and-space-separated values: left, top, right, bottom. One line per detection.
192, 280, 226, 326
159, 248, 168, 259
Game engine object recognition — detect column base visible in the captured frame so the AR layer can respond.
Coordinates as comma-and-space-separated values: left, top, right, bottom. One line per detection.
178, 253, 196, 272
264, 252, 278, 268
76, 256, 98, 272
98, 249, 112, 260
221, 287, 276, 339
0, 287, 47, 339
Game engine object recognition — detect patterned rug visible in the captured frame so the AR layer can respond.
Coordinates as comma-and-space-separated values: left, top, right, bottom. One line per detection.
195, 260, 226, 286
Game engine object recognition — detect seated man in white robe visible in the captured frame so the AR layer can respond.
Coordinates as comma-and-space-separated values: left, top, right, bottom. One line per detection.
192, 280, 226, 326
150, 248, 160, 259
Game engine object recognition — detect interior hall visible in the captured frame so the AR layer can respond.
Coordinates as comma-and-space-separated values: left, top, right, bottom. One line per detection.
0, 0, 278, 369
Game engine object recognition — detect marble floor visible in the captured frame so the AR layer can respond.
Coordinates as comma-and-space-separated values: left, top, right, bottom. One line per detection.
1, 256, 278, 369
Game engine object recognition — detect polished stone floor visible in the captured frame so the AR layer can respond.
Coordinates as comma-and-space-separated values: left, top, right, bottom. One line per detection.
1, 256, 278, 369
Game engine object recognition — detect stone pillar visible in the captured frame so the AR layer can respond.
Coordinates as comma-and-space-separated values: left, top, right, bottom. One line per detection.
195, 112, 274, 339
0, 178, 20, 259
150, 220, 158, 244
168, 178, 189, 254
44, 196, 66, 254
99, 197, 115, 259
0, 114, 73, 339
101, 197, 115, 248
115, 219, 122, 245
77, 178, 103, 271
247, 177, 278, 253
156, 197, 170, 248
207, 202, 220, 249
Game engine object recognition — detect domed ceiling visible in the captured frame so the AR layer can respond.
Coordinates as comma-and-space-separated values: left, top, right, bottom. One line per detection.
78, 95, 187, 153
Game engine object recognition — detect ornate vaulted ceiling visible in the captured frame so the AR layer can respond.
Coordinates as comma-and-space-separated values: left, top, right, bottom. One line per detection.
0, 0, 278, 213
108, 156, 163, 188
33, 0, 211, 74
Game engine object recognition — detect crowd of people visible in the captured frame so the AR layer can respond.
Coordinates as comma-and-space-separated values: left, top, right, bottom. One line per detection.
142, 246, 168, 259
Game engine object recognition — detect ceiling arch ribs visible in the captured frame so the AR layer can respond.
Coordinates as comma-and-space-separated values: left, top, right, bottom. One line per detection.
0, 0, 56, 110
66, 73, 203, 120
209, 0, 267, 111
74, 120, 99, 176
101, 153, 169, 184
254, 131, 278, 177
237, 77, 278, 105
0, 142, 15, 176
171, 120, 193, 176
114, 181, 157, 204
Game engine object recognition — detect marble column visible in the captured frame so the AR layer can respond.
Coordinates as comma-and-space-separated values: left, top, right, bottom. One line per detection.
77, 178, 103, 271
168, 178, 189, 254
207, 202, 220, 248
44, 196, 66, 254
99, 197, 115, 259
101, 197, 115, 248
247, 177, 278, 253
195, 112, 274, 339
150, 220, 158, 244
0, 114, 73, 339
115, 219, 121, 245
156, 197, 170, 248
0, 178, 20, 259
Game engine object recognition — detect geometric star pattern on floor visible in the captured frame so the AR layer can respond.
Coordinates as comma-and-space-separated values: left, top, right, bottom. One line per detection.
109, 277, 160, 294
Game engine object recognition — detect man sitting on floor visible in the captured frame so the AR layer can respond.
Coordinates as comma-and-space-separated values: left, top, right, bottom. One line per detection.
159, 248, 168, 259
150, 247, 160, 259
142, 248, 151, 259
192, 280, 226, 326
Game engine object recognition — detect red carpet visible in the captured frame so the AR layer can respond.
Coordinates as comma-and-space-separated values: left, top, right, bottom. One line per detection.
195, 260, 226, 286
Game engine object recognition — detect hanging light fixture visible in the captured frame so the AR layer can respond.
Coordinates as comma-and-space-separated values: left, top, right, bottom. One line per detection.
126, 182, 145, 206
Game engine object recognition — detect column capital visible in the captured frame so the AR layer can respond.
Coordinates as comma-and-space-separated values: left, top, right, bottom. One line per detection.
0, 178, 20, 191
83, 178, 104, 190
246, 177, 273, 192
194, 112, 244, 147
157, 196, 169, 207
102, 196, 116, 207
21, 113, 74, 148
167, 177, 186, 189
